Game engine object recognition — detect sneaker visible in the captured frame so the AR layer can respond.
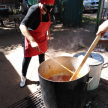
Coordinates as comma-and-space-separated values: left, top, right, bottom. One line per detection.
20, 76, 26, 87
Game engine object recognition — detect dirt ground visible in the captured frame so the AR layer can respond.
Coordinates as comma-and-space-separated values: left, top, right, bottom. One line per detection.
0, 12, 108, 108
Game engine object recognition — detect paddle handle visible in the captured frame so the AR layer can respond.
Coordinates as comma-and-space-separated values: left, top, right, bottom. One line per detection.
70, 34, 101, 81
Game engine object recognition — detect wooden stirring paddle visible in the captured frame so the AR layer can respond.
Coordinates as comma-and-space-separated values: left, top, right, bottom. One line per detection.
70, 34, 101, 81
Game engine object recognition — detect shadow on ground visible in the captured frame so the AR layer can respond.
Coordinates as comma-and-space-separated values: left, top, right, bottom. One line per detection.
0, 25, 38, 107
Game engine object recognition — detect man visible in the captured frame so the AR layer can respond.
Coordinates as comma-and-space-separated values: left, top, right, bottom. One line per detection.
19, 0, 29, 15
19, 0, 55, 87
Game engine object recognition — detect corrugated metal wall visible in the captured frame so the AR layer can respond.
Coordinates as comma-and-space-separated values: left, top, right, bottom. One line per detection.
63, 0, 83, 27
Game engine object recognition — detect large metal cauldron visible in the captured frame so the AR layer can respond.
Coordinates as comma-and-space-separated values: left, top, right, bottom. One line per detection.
38, 56, 90, 108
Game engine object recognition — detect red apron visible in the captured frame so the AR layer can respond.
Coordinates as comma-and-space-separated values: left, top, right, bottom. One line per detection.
24, 6, 51, 57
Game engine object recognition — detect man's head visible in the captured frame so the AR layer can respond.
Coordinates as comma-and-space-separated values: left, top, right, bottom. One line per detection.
40, 0, 55, 13
40, 0, 55, 5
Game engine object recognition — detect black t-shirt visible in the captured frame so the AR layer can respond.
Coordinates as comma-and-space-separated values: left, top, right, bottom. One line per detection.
21, 4, 49, 30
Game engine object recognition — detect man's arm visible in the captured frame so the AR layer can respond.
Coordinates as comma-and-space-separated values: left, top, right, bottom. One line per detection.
96, 20, 108, 37
19, 24, 40, 50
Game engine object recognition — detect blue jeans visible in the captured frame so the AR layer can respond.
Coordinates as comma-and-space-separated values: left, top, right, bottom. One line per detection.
22, 54, 45, 76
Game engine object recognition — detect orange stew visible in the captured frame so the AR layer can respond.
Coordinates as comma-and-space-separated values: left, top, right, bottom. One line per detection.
48, 75, 71, 82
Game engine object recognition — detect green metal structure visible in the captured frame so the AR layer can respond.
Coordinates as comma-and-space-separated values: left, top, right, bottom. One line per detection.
95, 0, 101, 31
63, 0, 83, 27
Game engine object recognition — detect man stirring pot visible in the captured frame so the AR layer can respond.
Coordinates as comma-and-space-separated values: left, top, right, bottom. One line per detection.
19, 0, 55, 87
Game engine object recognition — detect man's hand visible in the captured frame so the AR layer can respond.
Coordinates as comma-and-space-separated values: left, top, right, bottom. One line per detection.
19, 24, 40, 51
30, 41, 40, 51
96, 20, 108, 37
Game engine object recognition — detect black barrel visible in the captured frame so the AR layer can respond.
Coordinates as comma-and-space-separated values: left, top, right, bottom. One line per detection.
38, 56, 90, 108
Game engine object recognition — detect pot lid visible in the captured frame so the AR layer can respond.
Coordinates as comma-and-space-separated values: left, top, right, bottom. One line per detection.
73, 52, 104, 66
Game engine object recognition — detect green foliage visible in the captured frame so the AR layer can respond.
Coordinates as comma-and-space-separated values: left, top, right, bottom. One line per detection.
82, 16, 96, 24
54, 0, 65, 12
28, 0, 37, 5
78, 43, 86, 49
13, 9, 21, 15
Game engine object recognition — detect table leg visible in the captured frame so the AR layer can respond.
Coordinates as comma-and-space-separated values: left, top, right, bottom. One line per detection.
14, 18, 17, 32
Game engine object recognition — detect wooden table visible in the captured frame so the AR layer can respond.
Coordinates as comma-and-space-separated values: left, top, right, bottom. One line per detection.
98, 37, 108, 51
0, 14, 25, 32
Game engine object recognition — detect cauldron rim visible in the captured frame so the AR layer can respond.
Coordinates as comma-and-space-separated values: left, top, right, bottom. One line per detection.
38, 56, 90, 83
38, 72, 89, 83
